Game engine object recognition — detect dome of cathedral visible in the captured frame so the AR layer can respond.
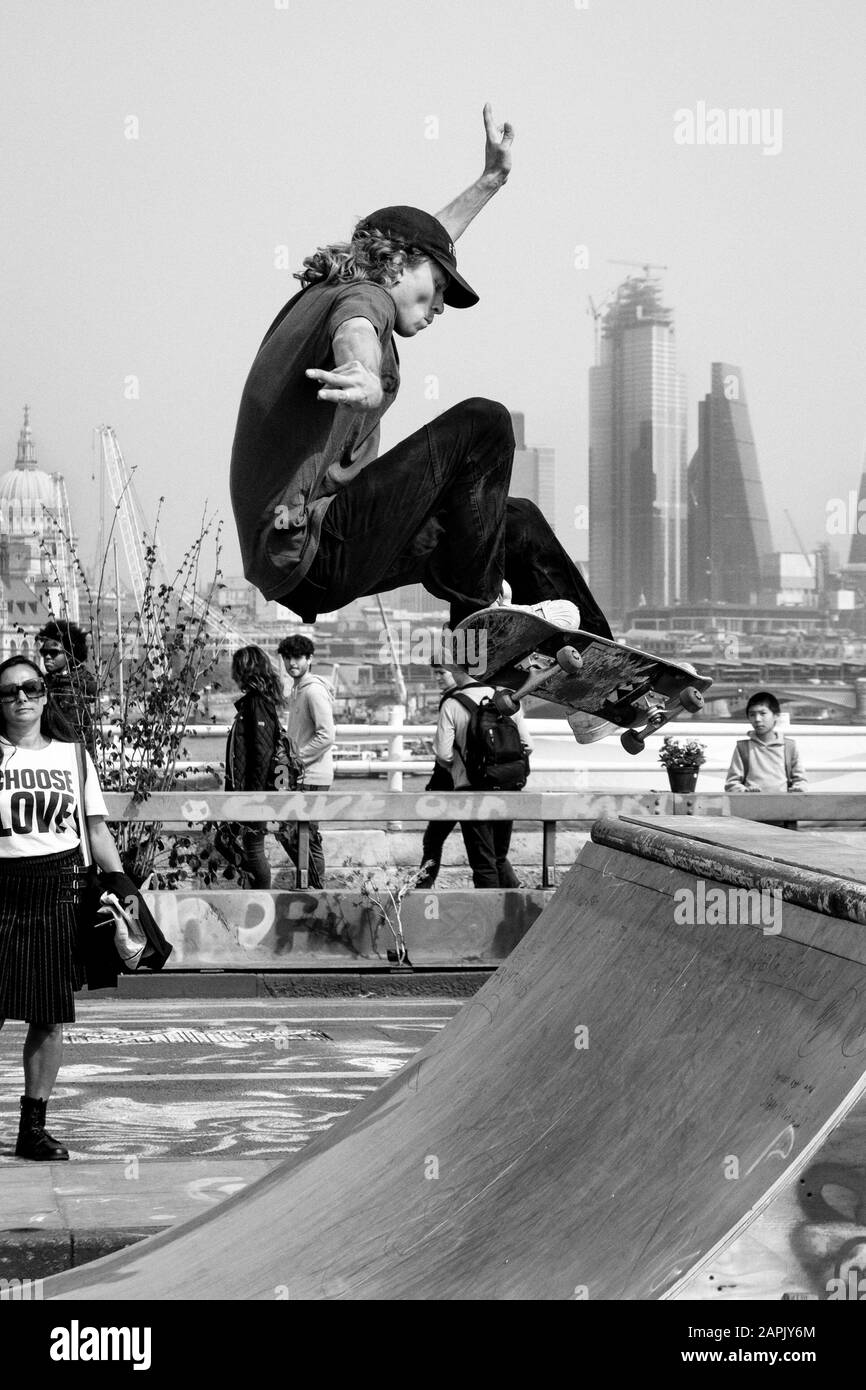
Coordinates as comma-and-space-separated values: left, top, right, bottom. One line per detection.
0, 468, 55, 506
0, 407, 55, 508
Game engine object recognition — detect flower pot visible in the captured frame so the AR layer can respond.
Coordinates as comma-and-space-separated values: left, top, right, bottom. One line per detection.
666, 768, 699, 794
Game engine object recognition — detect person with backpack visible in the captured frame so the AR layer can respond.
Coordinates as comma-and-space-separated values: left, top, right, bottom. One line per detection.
432, 667, 532, 888
224, 646, 295, 889
277, 634, 336, 889
417, 662, 461, 889
725, 691, 807, 814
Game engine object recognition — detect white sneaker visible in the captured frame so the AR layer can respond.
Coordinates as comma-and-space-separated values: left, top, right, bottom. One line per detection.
567, 709, 619, 744
498, 598, 582, 629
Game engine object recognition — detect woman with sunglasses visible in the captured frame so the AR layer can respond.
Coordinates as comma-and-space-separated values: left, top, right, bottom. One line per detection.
0, 655, 122, 1161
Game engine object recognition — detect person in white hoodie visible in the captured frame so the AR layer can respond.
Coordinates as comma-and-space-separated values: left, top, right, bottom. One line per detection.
725, 691, 807, 827
277, 634, 335, 887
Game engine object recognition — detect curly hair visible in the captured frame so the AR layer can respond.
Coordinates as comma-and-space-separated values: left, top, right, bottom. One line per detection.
36, 619, 89, 666
277, 634, 315, 660
0, 655, 77, 746
295, 228, 427, 291
230, 645, 286, 707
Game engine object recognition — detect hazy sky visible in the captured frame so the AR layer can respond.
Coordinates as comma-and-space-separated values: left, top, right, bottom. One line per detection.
2, 0, 864, 591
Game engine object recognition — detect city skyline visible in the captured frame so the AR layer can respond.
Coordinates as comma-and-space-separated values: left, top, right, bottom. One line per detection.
2, 0, 864, 597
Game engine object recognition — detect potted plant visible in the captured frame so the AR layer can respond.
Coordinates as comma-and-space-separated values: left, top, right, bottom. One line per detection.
658, 736, 707, 793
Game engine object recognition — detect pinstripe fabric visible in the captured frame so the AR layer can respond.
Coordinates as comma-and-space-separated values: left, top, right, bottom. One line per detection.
0, 849, 85, 1023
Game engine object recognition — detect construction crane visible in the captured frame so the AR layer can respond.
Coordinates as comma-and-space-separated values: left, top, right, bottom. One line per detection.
784, 508, 818, 595
95, 426, 251, 655
784, 508, 810, 560
97, 426, 155, 620
374, 593, 407, 705
607, 259, 669, 277
47, 472, 81, 624
587, 295, 606, 356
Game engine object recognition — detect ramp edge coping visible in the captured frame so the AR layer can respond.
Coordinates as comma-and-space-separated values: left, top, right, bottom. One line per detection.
591, 815, 866, 926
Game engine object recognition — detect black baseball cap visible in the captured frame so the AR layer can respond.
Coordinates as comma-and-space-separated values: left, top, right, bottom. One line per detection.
353, 205, 479, 308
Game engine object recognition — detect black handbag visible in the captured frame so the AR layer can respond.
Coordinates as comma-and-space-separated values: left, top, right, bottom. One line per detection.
72, 744, 173, 979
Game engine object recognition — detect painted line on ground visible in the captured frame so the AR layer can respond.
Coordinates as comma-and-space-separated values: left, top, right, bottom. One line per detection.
15, 1071, 404, 1083
67, 1015, 456, 1026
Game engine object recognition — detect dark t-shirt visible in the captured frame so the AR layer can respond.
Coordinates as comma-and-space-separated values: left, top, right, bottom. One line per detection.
230, 281, 400, 600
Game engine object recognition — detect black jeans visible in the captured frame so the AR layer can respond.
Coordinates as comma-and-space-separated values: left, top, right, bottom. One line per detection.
240, 828, 271, 890
277, 784, 327, 888
418, 765, 520, 889
420, 816, 519, 889
418, 817, 456, 887
460, 820, 520, 889
286, 398, 611, 635
418, 762, 456, 887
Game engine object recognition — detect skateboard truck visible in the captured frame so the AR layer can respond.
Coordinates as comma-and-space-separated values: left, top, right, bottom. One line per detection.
492, 645, 583, 715
619, 685, 706, 756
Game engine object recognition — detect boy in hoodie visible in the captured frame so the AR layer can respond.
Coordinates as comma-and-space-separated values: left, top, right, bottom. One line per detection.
277, 634, 336, 888
725, 691, 807, 826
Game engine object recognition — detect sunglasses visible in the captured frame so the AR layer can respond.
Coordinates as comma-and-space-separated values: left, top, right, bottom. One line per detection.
0, 680, 47, 703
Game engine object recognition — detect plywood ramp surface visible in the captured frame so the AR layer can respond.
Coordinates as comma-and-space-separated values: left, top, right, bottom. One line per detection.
43, 817, 866, 1300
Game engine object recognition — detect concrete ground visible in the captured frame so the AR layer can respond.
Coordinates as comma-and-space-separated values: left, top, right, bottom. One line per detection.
0, 994, 465, 1281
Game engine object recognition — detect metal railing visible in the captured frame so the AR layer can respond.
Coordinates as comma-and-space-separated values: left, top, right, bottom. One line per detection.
103, 789, 866, 891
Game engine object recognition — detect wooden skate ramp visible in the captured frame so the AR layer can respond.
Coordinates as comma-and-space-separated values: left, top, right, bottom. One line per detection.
44, 816, 866, 1301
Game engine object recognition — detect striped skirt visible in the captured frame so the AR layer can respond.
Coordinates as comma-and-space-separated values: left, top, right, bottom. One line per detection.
0, 849, 85, 1023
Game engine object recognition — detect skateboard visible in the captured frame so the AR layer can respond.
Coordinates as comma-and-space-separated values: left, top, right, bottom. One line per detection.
452, 607, 712, 755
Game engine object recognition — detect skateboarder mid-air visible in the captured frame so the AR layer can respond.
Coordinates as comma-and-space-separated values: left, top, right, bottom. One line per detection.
230, 103, 612, 641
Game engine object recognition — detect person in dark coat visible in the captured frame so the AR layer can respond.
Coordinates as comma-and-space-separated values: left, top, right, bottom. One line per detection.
224, 646, 287, 889
36, 621, 98, 751
0, 655, 122, 1161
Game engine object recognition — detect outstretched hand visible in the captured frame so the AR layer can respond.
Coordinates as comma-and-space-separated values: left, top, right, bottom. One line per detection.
306, 362, 384, 412
482, 101, 514, 184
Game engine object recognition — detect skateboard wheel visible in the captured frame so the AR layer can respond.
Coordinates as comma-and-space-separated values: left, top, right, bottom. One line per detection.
493, 689, 520, 715
620, 729, 645, 755
556, 644, 583, 674
680, 685, 704, 713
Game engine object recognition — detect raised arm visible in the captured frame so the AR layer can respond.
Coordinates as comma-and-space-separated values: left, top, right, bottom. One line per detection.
306, 317, 384, 412
435, 103, 514, 242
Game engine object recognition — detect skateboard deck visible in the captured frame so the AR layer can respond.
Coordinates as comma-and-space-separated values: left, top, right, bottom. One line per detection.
452, 607, 713, 753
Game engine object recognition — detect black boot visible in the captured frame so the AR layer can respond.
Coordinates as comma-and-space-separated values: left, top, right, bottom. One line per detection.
15, 1095, 69, 1161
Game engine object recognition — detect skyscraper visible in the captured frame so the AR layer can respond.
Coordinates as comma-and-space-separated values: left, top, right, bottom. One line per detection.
588, 276, 687, 619
508, 412, 556, 526
687, 363, 773, 604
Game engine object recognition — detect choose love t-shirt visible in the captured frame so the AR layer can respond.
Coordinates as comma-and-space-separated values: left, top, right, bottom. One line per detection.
0, 739, 108, 859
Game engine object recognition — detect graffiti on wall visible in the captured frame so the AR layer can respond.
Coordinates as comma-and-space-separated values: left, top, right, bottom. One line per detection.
143, 890, 546, 968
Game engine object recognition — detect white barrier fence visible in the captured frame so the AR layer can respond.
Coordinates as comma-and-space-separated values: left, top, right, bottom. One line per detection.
175, 718, 866, 790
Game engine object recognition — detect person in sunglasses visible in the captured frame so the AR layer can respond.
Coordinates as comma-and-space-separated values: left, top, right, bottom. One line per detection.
0, 655, 122, 1161
36, 620, 98, 751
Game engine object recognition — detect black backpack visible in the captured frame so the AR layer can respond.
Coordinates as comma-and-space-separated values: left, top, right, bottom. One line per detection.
449, 688, 529, 791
